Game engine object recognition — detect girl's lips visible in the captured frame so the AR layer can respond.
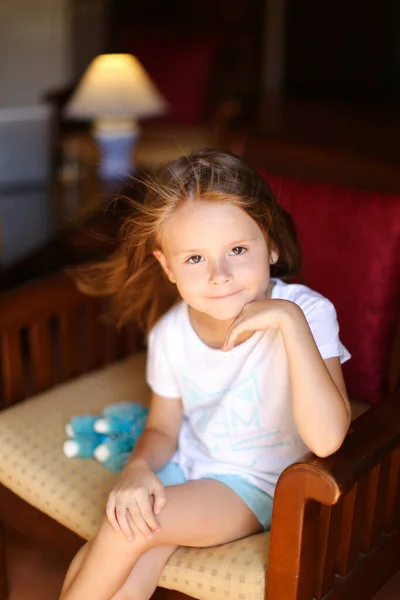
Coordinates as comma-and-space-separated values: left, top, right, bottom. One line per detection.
209, 291, 240, 300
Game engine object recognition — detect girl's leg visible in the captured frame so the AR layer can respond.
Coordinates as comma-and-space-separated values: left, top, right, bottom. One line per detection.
60, 540, 92, 596
60, 479, 262, 600
60, 541, 177, 600
111, 545, 177, 600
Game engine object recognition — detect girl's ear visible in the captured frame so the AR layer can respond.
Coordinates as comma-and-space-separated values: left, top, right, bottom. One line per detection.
153, 250, 176, 283
269, 241, 279, 265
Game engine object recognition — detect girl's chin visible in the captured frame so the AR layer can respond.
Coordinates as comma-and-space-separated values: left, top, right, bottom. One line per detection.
195, 303, 245, 323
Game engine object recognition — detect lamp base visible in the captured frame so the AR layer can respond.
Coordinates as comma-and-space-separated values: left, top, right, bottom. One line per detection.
93, 122, 138, 180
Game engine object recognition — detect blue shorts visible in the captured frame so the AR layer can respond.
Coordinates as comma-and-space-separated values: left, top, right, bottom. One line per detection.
156, 461, 273, 531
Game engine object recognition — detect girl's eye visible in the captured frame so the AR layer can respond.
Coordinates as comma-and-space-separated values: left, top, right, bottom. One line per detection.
229, 246, 247, 256
187, 255, 204, 264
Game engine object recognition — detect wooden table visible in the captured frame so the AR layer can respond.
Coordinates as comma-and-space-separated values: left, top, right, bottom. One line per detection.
0, 177, 122, 291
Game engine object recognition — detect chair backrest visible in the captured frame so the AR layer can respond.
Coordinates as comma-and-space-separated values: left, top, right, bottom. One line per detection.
262, 172, 400, 404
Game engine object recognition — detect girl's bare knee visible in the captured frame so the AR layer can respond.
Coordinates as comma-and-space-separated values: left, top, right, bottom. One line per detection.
95, 515, 155, 559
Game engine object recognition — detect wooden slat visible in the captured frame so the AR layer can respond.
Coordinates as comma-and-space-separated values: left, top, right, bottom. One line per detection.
93, 299, 122, 367
321, 527, 400, 600
0, 521, 8, 600
123, 320, 144, 355
28, 319, 53, 393
58, 299, 125, 379
383, 447, 400, 534
100, 322, 122, 366
313, 502, 342, 599
359, 461, 391, 553
80, 300, 101, 372
335, 484, 360, 576
0, 330, 24, 406
58, 309, 80, 382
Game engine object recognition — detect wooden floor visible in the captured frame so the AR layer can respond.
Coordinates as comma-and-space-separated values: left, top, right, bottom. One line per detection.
5, 529, 400, 600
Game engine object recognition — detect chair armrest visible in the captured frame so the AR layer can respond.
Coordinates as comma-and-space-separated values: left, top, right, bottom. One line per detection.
266, 388, 400, 600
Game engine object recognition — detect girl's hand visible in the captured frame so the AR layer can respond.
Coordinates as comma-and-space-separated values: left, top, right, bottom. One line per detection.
106, 459, 166, 541
222, 298, 297, 352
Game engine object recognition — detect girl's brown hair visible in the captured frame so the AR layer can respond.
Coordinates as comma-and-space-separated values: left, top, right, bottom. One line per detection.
75, 148, 302, 332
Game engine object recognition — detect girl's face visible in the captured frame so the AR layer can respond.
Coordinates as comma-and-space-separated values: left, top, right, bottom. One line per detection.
154, 200, 278, 322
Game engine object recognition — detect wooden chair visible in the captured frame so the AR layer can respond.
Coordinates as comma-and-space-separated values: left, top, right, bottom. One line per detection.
0, 164, 399, 600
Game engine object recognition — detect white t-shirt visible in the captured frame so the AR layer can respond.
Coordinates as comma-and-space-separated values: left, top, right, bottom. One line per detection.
146, 279, 350, 497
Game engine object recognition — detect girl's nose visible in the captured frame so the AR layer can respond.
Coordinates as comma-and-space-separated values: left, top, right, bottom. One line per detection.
209, 260, 232, 285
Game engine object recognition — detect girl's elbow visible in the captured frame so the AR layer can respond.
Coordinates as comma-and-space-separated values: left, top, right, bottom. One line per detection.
313, 441, 341, 458
312, 422, 350, 458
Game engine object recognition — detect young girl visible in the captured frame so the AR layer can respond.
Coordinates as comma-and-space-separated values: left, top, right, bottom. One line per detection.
60, 149, 351, 600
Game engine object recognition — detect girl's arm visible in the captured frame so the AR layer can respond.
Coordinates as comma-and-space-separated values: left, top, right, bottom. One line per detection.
278, 301, 351, 457
106, 393, 183, 540
223, 298, 351, 458
125, 392, 183, 472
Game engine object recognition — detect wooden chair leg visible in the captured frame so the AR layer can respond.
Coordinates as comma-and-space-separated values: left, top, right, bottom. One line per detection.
0, 522, 9, 600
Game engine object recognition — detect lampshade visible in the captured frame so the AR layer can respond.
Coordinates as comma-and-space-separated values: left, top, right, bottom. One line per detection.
65, 53, 167, 121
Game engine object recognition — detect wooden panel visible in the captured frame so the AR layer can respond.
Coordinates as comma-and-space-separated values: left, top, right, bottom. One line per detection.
58, 298, 123, 380
0, 330, 23, 407
359, 460, 391, 553
335, 484, 360, 576
29, 320, 53, 394
0, 484, 84, 560
80, 300, 102, 372
123, 320, 144, 356
92, 298, 122, 367
383, 447, 400, 534
313, 503, 342, 599
58, 309, 81, 381
0, 521, 8, 600
98, 321, 122, 366
322, 527, 400, 600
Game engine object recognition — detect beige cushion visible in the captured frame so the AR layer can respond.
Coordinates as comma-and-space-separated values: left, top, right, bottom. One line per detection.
0, 354, 270, 600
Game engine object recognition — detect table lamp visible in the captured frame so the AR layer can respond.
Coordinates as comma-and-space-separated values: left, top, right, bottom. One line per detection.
65, 53, 167, 179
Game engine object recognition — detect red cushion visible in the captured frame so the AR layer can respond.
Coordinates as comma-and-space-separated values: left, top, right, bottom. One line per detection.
261, 172, 400, 404
121, 32, 216, 125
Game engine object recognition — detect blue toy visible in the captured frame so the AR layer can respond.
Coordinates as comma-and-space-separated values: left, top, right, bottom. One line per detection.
63, 433, 107, 459
95, 403, 148, 435
66, 415, 99, 437
63, 402, 148, 472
